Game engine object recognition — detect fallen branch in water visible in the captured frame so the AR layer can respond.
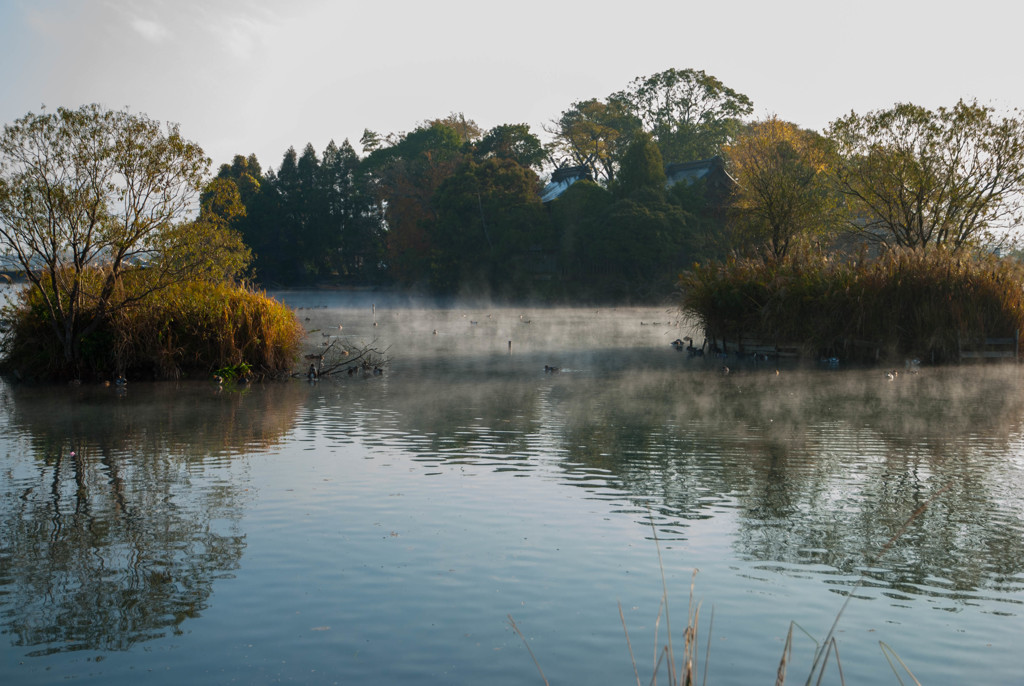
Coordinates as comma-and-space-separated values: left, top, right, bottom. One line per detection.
297, 337, 391, 378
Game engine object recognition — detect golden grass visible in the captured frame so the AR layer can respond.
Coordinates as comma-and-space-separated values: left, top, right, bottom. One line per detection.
1, 272, 304, 381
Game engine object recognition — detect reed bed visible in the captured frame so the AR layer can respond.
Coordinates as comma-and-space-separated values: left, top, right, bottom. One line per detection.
1, 271, 304, 381
679, 247, 1024, 363
113, 280, 304, 380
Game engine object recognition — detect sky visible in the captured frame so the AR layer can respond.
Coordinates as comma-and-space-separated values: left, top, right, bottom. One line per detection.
2, 0, 1023, 176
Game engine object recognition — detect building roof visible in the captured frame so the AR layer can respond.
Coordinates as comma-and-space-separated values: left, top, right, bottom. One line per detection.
665, 156, 734, 189
541, 165, 592, 203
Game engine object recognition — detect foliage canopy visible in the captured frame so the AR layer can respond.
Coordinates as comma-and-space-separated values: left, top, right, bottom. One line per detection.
611, 67, 754, 163
828, 99, 1024, 252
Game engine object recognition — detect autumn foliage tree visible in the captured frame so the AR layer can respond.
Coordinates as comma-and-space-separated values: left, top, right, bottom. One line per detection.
725, 117, 839, 259
0, 105, 228, 367
365, 122, 467, 286
546, 98, 640, 184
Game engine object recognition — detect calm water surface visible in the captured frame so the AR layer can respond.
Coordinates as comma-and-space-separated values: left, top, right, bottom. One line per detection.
2, 295, 1024, 684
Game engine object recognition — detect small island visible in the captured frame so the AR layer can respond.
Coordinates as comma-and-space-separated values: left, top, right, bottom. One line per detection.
0, 105, 304, 383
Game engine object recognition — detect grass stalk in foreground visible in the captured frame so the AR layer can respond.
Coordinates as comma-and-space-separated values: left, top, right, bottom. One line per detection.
508, 614, 549, 686
513, 487, 946, 685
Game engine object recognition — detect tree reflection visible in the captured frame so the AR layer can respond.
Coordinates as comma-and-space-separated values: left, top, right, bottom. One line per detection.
547, 365, 1024, 602
0, 382, 304, 654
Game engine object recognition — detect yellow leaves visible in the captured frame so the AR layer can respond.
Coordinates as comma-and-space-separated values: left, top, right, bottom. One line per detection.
725, 117, 840, 258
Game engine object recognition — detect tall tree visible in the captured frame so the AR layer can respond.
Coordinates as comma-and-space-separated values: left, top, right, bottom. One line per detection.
547, 179, 613, 288
165, 176, 252, 282
546, 98, 640, 184
424, 112, 482, 144
217, 153, 288, 283
364, 122, 466, 285
611, 68, 753, 163
295, 143, 332, 279
553, 132, 690, 299
219, 154, 263, 205
828, 100, 1024, 252
725, 117, 839, 259
320, 139, 386, 282
430, 157, 549, 294
0, 104, 221, 368
257, 146, 309, 283
581, 198, 689, 300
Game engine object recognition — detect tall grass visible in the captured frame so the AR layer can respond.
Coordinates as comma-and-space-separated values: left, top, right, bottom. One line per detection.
112, 280, 304, 379
1, 273, 304, 381
679, 246, 1024, 362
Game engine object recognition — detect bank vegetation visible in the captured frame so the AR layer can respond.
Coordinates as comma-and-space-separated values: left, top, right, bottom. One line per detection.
680, 247, 1024, 363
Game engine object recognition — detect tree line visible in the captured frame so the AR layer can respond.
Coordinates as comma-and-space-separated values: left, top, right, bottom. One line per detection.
213, 68, 756, 300
214, 67, 1024, 301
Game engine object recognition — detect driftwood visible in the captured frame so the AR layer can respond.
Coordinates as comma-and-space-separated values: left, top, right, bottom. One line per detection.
298, 337, 391, 379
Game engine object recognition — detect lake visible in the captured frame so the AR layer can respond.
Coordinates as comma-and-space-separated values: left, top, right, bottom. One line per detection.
2, 294, 1023, 685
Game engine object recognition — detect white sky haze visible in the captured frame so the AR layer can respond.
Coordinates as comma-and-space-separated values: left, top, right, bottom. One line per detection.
3, 0, 1023, 175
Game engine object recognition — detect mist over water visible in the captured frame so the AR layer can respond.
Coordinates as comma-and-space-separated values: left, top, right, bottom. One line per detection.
2, 294, 1023, 684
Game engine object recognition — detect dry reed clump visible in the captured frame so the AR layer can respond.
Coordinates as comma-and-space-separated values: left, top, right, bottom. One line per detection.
113, 280, 305, 380
1, 272, 304, 381
679, 247, 1024, 363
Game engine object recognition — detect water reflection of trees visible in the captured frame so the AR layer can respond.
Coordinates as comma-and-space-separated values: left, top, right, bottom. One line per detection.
0, 382, 304, 654
238, 359, 1024, 605
361, 373, 546, 465
550, 366, 1024, 602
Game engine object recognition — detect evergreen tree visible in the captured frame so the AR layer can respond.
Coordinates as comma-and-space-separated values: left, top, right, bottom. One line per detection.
614, 132, 666, 200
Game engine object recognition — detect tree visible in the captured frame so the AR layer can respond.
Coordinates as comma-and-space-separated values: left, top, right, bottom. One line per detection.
725, 117, 839, 259
218, 153, 262, 205
828, 100, 1024, 252
475, 123, 546, 170
611, 68, 753, 163
217, 153, 276, 280
546, 98, 640, 184
0, 104, 224, 368
582, 198, 689, 300
424, 112, 482, 144
364, 122, 466, 285
159, 177, 251, 283
430, 157, 549, 294
320, 139, 387, 282
218, 142, 386, 286
548, 132, 689, 299
613, 131, 666, 200
548, 179, 613, 287
360, 128, 386, 154
247, 146, 306, 283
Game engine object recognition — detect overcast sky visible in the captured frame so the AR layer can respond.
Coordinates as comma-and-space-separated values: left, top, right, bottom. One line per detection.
2, 0, 1022, 175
